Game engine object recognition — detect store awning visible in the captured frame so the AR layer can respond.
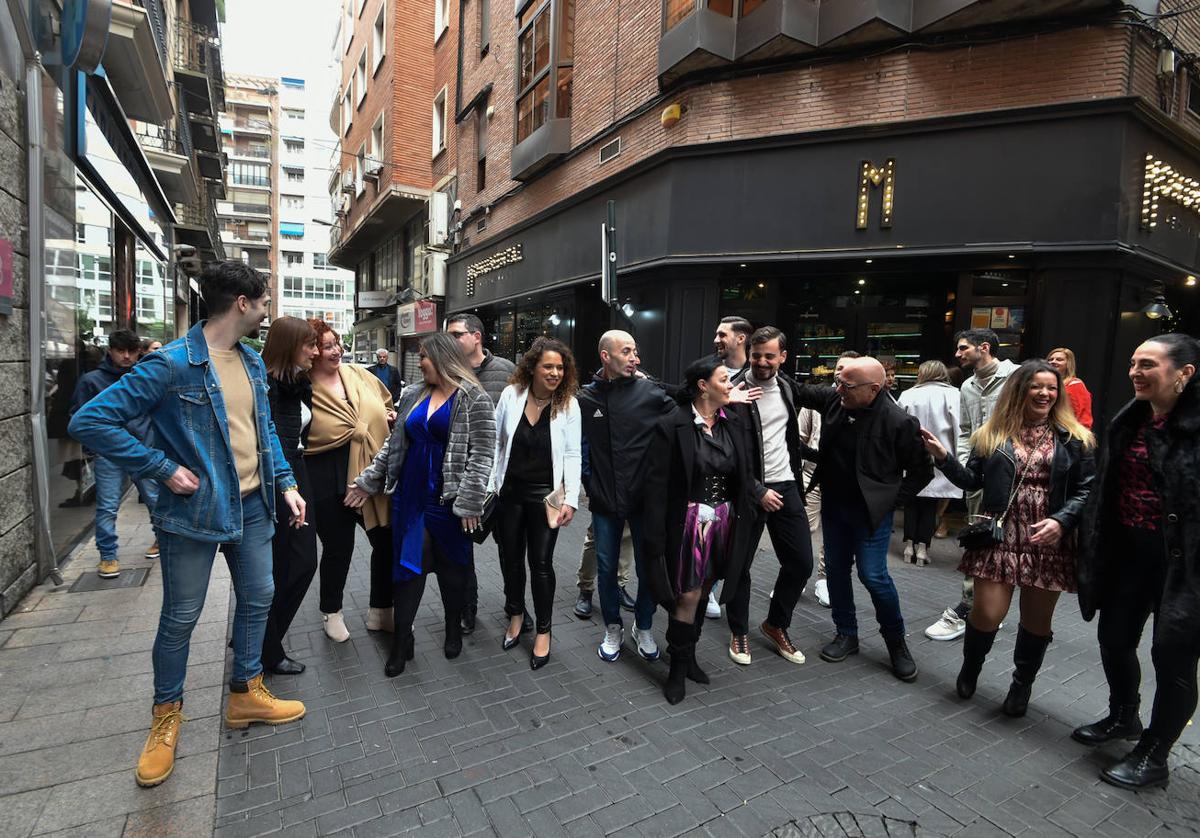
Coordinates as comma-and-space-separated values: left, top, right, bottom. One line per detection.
279, 221, 305, 237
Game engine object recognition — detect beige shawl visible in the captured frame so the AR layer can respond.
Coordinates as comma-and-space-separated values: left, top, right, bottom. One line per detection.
307, 364, 392, 529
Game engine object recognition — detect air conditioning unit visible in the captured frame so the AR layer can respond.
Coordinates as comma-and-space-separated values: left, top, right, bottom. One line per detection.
363, 159, 383, 182
421, 247, 447, 297
335, 194, 350, 218
429, 191, 449, 246
340, 170, 355, 194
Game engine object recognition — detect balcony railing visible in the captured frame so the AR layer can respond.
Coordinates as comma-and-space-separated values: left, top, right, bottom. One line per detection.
136, 125, 188, 157
174, 19, 223, 116
176, 179, 224, 259
230, 174, 271, 188
175, 19, 216, 75
232, 202, 271, 216
230, 146, 270, 158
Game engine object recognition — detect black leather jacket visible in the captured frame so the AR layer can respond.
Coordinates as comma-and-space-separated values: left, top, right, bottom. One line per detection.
267, 375, 313, 469
937, 425, 1095, 532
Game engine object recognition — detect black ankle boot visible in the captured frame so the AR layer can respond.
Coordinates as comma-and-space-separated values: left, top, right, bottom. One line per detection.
1073, 700, 1143, 745
1002, 626, 1052, 717
1101, 734, 1170, 790
956, 623, 998, 699
444, 619, 463, 659
385, 632, 414, 678
883, 634, 918, 682
687, 616, 710, 685
664, 618, 693, 705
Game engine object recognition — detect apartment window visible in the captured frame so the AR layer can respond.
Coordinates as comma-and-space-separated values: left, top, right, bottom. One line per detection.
476, 106, 488, 191
282, 194, 305, 210
284, 138, 305, 154
480, 0, 490, 55
284, 166, 305, 184
516, 0, 573, 143
371, 114, 385, 176
432, 88, 447, 156
435, 0, 449, 38
344, 0, 353, 52
356, 50, 368, 106
230, 161, 270, 187
373, 3, 387, 72
356, 143, 367, 195
314, 253, 331, 269
343, 89, 353, 135
283, 250, 304, 267
666, 0, 746, 30
283, 107, 305, 122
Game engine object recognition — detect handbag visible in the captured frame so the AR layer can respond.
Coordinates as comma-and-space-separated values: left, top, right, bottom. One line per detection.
468, 493, 498, 544
544, 484, 566, 529
956, 426, 1050, 550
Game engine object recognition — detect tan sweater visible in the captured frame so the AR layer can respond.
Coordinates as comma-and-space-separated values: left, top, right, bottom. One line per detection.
210, 348, 261, 496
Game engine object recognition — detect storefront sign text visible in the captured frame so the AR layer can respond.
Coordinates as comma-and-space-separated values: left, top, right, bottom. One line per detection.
357, 290, 393, 308
856, 159, 895, 230
466, 244, 524, 282
1141, 154, 1200, 230
397, 300, 438, 336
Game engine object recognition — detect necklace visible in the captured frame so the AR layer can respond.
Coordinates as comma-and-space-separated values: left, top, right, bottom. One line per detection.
531, 393, 552, 408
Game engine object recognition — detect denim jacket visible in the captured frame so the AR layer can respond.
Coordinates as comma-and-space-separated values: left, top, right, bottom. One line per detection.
68, 321, 297, 543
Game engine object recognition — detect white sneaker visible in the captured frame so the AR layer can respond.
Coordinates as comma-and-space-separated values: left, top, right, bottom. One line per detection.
914, 544, 929, 566
705, 588, 721, 619
322, 611, 351, 643
365, 607, 393, 632
598, 623, 622, 661
925, 608, 966, 641
902, 540, 915, 563
814, 579, 830, 608
633, 627, 660, 662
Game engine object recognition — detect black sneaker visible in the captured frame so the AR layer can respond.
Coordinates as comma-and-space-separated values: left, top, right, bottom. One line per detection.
819, 634, 859, 663
573, 590, 593, 619
618, 586, 636, 612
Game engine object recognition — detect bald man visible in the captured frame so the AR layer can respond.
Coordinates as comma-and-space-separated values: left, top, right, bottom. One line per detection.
578, 330, 678, 663
786, 356, 933, 682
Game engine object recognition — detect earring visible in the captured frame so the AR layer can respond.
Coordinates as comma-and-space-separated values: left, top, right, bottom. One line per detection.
1175, 379, 1185, 394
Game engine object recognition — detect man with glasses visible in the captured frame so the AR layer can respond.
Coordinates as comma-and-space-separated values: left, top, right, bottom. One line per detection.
790, 357, 932, 682
445, 314, 516, 635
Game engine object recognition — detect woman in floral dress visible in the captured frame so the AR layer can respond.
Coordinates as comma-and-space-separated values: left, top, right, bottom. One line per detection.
921, 360, 1095, 716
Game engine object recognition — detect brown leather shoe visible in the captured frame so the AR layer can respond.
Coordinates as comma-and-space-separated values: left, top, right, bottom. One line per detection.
728, 633, 751, 665
761, 621, 806, 664
225, 675, 306, 729
136, 701, 185, 788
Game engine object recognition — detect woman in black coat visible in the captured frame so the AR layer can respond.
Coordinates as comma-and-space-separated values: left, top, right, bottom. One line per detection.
260, 317, 321, 675
1073, 333, 1200, 790
642, 356, 757, 705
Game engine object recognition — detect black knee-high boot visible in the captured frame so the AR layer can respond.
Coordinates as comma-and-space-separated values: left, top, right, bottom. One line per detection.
956, 622, 998, 699
689, 614, 710, 685
1003, 626, 1052, 717
664, 618, 694, 705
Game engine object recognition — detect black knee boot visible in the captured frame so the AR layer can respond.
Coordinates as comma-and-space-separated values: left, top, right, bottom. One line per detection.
664, 618, 694, 705
689, 615, 710, 685
956, 622, 998, 699
1002, 626, 1052, 717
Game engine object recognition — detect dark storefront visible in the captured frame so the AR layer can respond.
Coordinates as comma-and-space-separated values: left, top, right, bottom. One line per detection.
448, 100, 1200, 428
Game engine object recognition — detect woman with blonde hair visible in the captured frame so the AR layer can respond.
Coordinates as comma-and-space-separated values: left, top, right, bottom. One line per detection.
1047, 347, 1093, 429
898, 360, 961, 565
348, 332, 495, 677
921, 360, 1095, 716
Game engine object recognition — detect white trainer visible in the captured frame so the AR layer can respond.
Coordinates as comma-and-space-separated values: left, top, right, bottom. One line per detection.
705, 588, 721, 619
322, 611, 351, 643
914, 543, 930, 566
598, 623, 622, 661
814, 578, 830, 608
633, 627, 660, 662
925, 608, 966, 641
365, 607, 393, 632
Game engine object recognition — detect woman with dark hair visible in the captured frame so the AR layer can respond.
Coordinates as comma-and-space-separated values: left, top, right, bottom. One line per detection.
898, 360, 961, 565
490, 337, 581, 669
260, 317, 320, 674
1074, 333, 1199, 790
642, 356, 756, 704
348, 332, 496, 677
921, 360, 1095, 716
1047, 347, 1093, 429
304, 320, 396, 644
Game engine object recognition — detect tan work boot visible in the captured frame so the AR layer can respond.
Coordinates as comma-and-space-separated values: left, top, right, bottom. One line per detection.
225, 674, 306, 729
145, 540, 160, 559
136, 701, 185, 788
97, 558, 120, 578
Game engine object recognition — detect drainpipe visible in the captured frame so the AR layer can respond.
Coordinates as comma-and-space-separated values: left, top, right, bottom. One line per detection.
454, 0, 465, 118
8, 0, 62, 587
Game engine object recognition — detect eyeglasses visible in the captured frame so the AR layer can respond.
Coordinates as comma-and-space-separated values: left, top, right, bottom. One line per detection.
447, 330, 471, 338
834, 377, 868, 390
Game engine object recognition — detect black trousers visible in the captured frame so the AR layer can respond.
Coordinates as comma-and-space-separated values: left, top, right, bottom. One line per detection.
495, 484, 559, 634
903, 497, 939, 547
1098, 526, 1199, 751
727, 481, 814, 635
262, 457, 318, 668
393, 531, 470, 636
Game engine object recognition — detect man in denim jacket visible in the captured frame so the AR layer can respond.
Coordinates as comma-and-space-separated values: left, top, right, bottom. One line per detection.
70, 262, 309, 789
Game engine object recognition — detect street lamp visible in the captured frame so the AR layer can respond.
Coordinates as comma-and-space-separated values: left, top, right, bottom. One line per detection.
1141, 294, 1173, 320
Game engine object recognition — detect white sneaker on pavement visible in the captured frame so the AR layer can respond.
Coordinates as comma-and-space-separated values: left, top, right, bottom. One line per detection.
633, 627, 660, 662
705, 588, 721, 619
598, 623, 623, 661
322, 611, 351, 643
925, 608, 966, 641
814, 579, 830, 608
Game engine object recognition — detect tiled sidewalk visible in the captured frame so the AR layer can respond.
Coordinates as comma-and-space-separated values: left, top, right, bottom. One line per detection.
0, 494, 225, 837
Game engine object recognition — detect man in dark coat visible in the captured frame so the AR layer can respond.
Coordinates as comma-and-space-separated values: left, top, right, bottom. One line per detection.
366, 348, 404, 403
792, 356, 933, 682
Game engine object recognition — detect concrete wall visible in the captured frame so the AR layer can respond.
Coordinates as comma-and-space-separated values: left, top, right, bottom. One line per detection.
0, 57, 38, 618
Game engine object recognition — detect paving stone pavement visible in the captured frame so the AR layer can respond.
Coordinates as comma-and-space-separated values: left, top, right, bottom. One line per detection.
214, 506, 1199, 838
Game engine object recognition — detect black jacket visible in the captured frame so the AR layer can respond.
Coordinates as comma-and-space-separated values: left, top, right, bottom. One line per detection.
578, 373, 677, 517
791, 383, 933, 531
366, 362, 404, 403
937, 425, 1095, 531
730, 368, 818, 502
1078, 383, 1200, 651
69, 355, 150, 447
641, 406, 757, 607
267, 375, 313, 470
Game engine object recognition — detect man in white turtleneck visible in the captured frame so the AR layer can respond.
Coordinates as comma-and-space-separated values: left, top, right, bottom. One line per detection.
925, 328, 1017, 642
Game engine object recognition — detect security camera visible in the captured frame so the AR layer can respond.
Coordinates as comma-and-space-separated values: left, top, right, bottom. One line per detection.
173, 244, 202, 277
453, 199, 463, 212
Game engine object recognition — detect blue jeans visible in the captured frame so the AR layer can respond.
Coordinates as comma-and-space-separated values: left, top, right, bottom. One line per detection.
592, 512, 655, 630
153, 492, 275, 703
822, 502, 905, 639
94, 455, 160, 562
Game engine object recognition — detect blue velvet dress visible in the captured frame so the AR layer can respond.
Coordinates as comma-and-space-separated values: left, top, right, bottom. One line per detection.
392, 393, 473, 582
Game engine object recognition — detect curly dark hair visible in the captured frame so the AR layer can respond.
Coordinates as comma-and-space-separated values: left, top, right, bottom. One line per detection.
509, 337, 579, 416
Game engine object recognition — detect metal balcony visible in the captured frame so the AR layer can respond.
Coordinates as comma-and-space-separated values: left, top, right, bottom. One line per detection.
104, 0, 173, 123
175, 179, 225, 261
137, 119, 199, 207
174, 19, 220, 116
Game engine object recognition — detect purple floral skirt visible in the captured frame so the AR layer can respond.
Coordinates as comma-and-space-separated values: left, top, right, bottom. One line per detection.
675, 501, 734, 596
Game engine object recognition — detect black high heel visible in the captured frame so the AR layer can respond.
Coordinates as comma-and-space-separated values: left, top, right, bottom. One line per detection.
530, 631, 551, 670
385, 633, 414, 678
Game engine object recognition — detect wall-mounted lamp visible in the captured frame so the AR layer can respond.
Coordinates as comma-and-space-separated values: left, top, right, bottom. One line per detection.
1142, 293, 1174, 320
1186, 275, 1197, 287
621, 302, 635, 318
661, 103, 686, 129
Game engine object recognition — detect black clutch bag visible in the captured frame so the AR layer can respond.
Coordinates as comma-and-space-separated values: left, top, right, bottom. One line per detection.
957, 516, 1005, 550
468, 493, 498, 544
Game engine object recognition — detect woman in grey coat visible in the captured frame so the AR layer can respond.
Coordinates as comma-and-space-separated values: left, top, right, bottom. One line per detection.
899, 361, 962, 564
347, 333, 496, 677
